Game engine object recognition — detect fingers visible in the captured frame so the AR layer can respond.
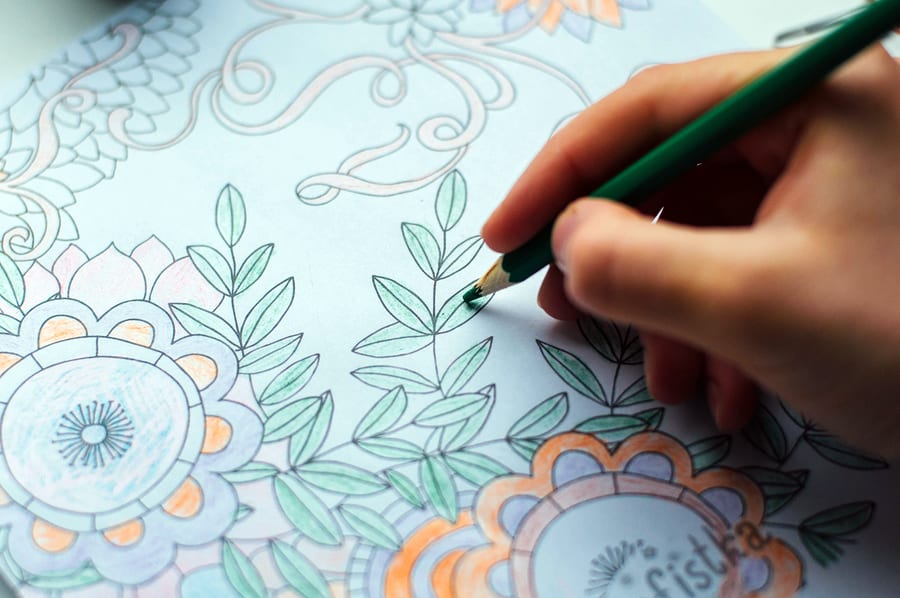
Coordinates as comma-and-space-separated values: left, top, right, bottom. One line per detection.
705, 357, 758, 432
640, 331, 704, 405
537, 265, 580, 320
481, 49, 790, 253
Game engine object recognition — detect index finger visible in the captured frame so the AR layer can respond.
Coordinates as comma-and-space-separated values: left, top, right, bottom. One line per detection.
480, 50, 789, 253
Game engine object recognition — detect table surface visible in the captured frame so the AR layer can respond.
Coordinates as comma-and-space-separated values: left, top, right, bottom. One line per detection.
0, 0, 873, 85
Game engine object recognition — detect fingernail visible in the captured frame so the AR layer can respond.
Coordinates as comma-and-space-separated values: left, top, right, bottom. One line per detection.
552, 204, 581, 274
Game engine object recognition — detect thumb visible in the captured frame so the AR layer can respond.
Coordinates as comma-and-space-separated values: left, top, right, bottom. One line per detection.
552, 199, 786, 362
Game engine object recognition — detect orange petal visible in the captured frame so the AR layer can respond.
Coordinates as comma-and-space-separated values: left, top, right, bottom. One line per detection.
176, 354, 217, 390
163, 477, 203, 518
38, 316, 87, 347
201, 416, 232, 454
109, 320, 154, 347
591, 0, 621, 26
103, 519, 144, 547
540, 2, 565, 31
498, 0, 524, 13
0, 353, 21, 376
32, 519, 76, 553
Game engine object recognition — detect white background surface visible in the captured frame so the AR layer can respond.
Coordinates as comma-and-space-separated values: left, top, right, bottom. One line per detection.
0, 0, 871, 85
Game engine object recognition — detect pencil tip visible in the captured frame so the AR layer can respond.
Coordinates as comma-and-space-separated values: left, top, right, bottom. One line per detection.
463, 286, 482, 303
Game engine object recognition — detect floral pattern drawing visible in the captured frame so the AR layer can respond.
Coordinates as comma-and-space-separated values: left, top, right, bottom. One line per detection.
0, 1, 896, 596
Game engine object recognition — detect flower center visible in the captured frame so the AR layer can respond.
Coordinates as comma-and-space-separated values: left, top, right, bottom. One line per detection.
80, 424, 108, 445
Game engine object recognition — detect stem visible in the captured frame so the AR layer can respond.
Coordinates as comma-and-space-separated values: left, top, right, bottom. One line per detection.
762, 521, 799, 531
431, 275, 442, 392
609, 362, 622, 415
227, 243, 244, 358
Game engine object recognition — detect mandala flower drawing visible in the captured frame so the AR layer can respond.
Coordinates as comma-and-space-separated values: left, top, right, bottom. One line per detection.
366, 0, 463, 45
485, 0, 651, 40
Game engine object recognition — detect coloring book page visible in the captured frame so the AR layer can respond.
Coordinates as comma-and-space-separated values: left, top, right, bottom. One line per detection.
0, 1, 897, 596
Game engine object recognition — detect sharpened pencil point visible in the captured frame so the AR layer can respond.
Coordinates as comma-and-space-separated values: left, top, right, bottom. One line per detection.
463, 286, 482, 303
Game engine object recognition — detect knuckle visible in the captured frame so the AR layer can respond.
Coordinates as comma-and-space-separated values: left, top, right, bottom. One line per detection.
563, 226, 624, 312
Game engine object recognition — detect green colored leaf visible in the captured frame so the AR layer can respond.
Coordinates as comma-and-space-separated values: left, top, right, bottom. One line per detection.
386, 470, 425, 508
0, 313, 19, 335
259, 354, 320, 405
0, 253, 24, 307
222, 461, 280, 483
509, 392, 568, 438
290, 393, 333, 466
444, 450, 510, 486
414, 393, 489, 427
222, 540, 265, 598
353, 322, 433, 358
402, 222, 441, 278
358, 437, 423, 460
440, 337, 492, 396
578, 318, 643, 365
742, 403, 788, 461
372, 276, 433, 333
804, 433, 888, 470
509, 437, 542, 461
271, 539, 330, 598
615, 375, 652, 407
575, 415, 648, 443
239, 334, 303, 375
633, 407, 664, 430
339, 504, 402, 550
438, 236, 482, 279
187, 245, 233, 295
296, 461, 387, 495
352, 365, 438, 394
241, 278, 294, 347
216, 184, 246, 246
800, 529, 844, 567
171, 303, 239, 345
434, 170, 466, 231
25, 565, 103, 590
274, 474, 342, 545
263, 397, 319, 442
421, 456, 457, 521
537, 340, 607, 405
434, 283, 489, 333
354, 386, 408, 439
439, 384, 495, 451
234, 243, 274, 295
800, 502, 874, 537
742, 467, 808, 515
687, 436, 731, 472
235, 504, 254, 520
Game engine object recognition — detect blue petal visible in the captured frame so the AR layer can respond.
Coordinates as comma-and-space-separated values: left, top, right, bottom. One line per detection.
561, 10, 593, 42
502, 4, 532, 33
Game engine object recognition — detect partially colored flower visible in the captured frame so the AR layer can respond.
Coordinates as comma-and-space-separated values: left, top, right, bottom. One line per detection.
367, 0, 463, 46
491, 0, 651, 41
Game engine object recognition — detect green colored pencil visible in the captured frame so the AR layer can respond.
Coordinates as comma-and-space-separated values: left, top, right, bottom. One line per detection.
464, 0, 900, 302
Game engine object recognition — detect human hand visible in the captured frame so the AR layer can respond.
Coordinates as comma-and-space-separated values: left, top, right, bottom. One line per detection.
481, 47, 900, 457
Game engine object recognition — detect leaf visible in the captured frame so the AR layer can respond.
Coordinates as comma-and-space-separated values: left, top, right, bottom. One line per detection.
235, 504, 254, 521
0, 313, 19, 334
222, 461, 280, 483
402, 223, 441, 278
357, 437, 423, 460
434, 169, 466, 231
274, 474, 342, 545
742, 403, 788, 461
414, 393, 489, 427
222, 540, 265, 598
234, 243, 274, 295
239, 334, 303, 374
339, 504, 402, 550
25, 565, 103, 590
187, 245, 233, 295
296, 461, 387, 495
216, 183, 246, 246
386, 470, 425, 508
0, 253, 24, 307
439, 384, 495, 451
633, 407, 664, 430
687, 436, 731, 472
438, 236, 482, 279
537, 340, 607, 405
742, 467, 808, 515
799, 529, 844, 567
352, 365, 438, 394
372, 276, 433, 334
440, 337, 492, 396
575, 415, 648, 443
508, 392, 568, 438
444, 450, 510, 486
171, 303, 239, 345
270, 539, 330, 598
578, 318, 643, 365
800, 502, 875, 537
241, 278, 294, 347
434, 283, 489, 333
263, 397, 320, 442
354, 386, 408, 439
259, 354, 320, 405
353, 322, 433, 358
509, 437, 542, 461
804, 433, 888, 470
290, 393, 333, 466
615, 375, 653, 407
420, 456, 457, 521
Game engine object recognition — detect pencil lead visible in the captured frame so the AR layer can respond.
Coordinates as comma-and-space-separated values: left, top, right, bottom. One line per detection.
462, 286, 482, 303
